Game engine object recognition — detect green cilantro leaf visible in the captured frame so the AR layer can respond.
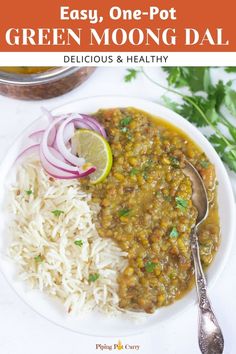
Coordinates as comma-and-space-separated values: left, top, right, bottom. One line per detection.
209, 135, 236, 172
130, 168, 139, 176
229, 126, 236, 141
200, 160, 210, 168
175, 197, 188, 212
88, 273, 99, 282
163, 67, 190, 88
124, 68, 140, 82
224, 82, 236, 117
145, 261, 157, 273
170, 156, 180, 167
118, 208, 132, 217
34, 255, 43, 263
163, 67, 211, 93
169, 227, 179, 238
163, 95, 211, 128
74, 240, 83, 247
182, 96, 219, 127
51, 209, 64, 217
25, 190, 33, 195
120, 116, 132, 126
225, 67, 236, 73
208, 80, 226, 112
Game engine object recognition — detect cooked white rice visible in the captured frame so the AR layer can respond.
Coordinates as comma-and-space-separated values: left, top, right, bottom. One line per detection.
8, 157, 128, 315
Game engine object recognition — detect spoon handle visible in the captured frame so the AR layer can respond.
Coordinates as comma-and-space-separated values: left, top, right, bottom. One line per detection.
191, 227, 224, 354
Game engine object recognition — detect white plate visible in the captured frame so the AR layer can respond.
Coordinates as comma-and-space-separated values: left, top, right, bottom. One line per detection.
0, 96, 235, 336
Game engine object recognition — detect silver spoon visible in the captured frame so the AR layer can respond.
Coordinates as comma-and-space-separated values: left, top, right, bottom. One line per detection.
183, 160, 224, 354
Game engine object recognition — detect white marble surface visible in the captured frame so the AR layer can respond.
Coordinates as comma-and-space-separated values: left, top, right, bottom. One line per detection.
0, 67, 235, 354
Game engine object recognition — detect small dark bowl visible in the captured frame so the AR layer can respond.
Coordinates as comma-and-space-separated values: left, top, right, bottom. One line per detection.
0, 67, 96, 100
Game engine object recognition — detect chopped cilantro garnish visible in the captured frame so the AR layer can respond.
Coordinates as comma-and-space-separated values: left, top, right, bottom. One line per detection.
169, 227, 179, 238
120, 116, 132, 127
170, 157, 180, 167
51, 209, 64, 217
200, 160, 210, 168
25, 190, 33, 195
145, 261, 157, 273
34, 255, 43, 263
74, 240, 83, 247
130, 168, 139, 176
88, 273, 99, 282
118, 208, 131, 217
175, 197, 188, 212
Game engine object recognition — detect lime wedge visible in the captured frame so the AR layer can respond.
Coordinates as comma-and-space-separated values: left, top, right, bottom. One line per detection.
72, 129, 113, 184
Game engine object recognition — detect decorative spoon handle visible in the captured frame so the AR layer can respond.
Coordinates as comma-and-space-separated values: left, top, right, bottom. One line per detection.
191, 227, 224, 354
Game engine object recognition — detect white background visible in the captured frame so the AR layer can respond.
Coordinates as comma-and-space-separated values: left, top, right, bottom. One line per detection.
0, 67, 235, 354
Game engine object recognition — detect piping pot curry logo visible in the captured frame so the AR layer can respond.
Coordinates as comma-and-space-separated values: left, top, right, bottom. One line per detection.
96, 340, 140, 351
116, 340, 123, 350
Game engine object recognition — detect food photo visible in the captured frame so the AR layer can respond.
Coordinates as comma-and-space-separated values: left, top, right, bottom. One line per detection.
0, 67, 236, 354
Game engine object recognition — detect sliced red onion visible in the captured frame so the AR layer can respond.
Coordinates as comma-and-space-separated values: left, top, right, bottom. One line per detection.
80, 114, 107, 138
40, 117, 79, 173
48, 126, 57, 146
61, 112, 107, 138
64, 122, 75, 144
18, 110, 106, 180
74, 119, 96, 131
48, 146, 67, 162
56, 116, 93, 167
41, 116, 79, 173
39, 147, 80, 179
29, 128, 56, 146
40, 146, 95, 179
40, 116, 96, 175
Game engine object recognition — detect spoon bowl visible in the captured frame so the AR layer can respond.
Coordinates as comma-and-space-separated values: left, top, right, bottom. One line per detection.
183, 160, 224, 354
183, 160, 209, 225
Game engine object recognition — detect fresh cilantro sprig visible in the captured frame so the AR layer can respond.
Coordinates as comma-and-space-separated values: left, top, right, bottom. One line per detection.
88, 273, 99, 282
169, 227, 179, 238
51, 209, 64, 217
120, 116, 132, 126
118, 208, 132, 217
145, 261, 157, 273
74, 240, 83, 247
124, 69, 140, 82
124, 67, 236, 173
25, 189, 33, 195
34, 255, 43, 263
175, 197, 188, 212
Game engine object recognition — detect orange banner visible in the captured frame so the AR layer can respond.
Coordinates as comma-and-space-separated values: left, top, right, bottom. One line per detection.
0, 0, 235, 52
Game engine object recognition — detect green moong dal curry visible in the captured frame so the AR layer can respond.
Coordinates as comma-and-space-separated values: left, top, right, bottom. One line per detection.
81, 107, 220, 314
